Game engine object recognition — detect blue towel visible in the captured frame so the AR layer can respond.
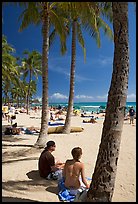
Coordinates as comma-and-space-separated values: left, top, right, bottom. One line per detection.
25, 129, 34, 134
58, 177, 91, 202
58, 178, 76, 202
48, 122, 64, 126
58, 189, 76, 202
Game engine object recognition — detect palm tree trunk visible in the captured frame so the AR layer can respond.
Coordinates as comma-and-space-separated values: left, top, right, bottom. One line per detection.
85, 2, 129, 202
17, 96, 19, 108
62, 20, 77, 134
26, 70, 32, 114
35, 3, 49, 148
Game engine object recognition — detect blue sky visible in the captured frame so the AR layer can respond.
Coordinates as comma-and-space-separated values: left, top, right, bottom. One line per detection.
2, 3, 136, 102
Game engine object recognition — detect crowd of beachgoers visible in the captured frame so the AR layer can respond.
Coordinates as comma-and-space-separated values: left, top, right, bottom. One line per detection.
2, 103, 135, 129
2, 103, 136, 202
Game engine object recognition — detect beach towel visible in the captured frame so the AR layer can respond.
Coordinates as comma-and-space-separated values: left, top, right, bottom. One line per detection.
58, 178, 87, 202
58, 179, 76, 202
48, 122, 64, 126
81, 115, 94, 118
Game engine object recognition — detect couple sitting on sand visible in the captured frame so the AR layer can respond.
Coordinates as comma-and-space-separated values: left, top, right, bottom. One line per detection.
38, 141, 90, 197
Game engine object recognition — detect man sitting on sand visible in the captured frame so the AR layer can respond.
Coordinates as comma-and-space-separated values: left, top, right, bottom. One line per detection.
38, 140, 64, 180
61, 147, 90, 193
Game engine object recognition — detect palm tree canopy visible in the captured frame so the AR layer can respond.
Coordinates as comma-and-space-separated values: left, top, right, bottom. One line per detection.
55, 2, 113, 61
2, 35, 18, 81
21, 50, 42, 80
17, 2, 68, 55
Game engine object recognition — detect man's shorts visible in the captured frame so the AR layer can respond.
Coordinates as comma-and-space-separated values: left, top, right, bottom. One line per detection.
46, 170, 62, 180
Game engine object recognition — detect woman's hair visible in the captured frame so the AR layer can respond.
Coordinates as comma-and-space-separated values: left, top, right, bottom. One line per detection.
71, 147, 82, 161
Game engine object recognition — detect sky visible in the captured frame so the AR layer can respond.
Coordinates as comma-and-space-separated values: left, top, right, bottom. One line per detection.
2, 3, 136, 103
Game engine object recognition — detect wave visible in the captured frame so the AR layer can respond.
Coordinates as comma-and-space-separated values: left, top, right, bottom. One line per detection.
81, 106, 100, 108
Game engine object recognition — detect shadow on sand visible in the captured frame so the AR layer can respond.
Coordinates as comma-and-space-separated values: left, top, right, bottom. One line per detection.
2, 196, 39, 202
26, 170, 42, 181
2, 146, 42, 162
26, 170, 59, 195
2, 172, 58, 197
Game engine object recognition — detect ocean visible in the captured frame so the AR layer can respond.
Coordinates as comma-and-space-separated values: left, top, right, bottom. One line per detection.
33, 101, 136, 114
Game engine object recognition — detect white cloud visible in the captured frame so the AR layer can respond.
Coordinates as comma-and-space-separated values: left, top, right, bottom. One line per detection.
50, 92, 68, 99
37, 97, 42, 102
127, 93, 136, 101
49, 65, 70, 76
127, 93, 136, 98
75, 95, 94, 99
96, 93, 136, 102
91, 56, 113, 67
49, 64, 94, 82
96, 94, 108, 99
75, 74, 94, 82
98, 57, 113, 66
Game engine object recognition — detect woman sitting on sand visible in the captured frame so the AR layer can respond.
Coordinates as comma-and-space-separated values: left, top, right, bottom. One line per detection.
62, 147, 89, 191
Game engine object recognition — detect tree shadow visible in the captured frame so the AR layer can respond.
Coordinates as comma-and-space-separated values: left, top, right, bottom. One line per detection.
2, 143, 34, 147
2, 179, 58, 193
26, 170, 59, 195
2, 157, 39, 164
2, 135, 28, 142
2, 147, 41, 161
2, 196, 39, 202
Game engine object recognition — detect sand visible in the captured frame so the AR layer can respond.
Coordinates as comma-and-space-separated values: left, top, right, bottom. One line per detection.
2, 111, 136, 202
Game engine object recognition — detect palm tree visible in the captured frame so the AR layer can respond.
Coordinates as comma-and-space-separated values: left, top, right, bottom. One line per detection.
2, 35, 19, 105
2, 35, 17, 84
84, 2, 129, 202
28, 80, 37, 101
20, 80, 30, 107
21, 50, 42, 114
10, 2, 68, 147
59, 2, 113, 134
2, 35, 17, 73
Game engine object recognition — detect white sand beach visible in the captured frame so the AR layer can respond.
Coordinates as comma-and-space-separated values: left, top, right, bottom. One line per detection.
2, 111, 136, 202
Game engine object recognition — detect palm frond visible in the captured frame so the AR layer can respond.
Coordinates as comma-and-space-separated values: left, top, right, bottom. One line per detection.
98, 2, 113, 23
49, 29, 57, 49
18, 3, 41, 32
50, 9, 67, 42
97, 17, 113, 41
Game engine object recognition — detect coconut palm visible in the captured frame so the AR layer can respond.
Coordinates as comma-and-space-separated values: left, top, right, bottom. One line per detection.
58, 2, 113, 134
29, 80, 37, 100
21, 50, 42, 114
2, 35, 19, 105
2, 35, 18, 84
84, 2, 130, 202
9, 2, 68, 147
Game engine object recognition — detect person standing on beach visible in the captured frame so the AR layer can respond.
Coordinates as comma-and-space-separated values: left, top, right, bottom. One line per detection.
38, 140, 64, 180
129, 106, 135, 124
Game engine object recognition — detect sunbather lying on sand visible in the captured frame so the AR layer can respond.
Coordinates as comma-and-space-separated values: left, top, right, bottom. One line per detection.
83, 118, 97, 123
81, 113, 94, 118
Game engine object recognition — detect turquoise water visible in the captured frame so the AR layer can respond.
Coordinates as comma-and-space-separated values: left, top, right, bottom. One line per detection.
33, 101, 136, 113
73, 102, 136, 113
